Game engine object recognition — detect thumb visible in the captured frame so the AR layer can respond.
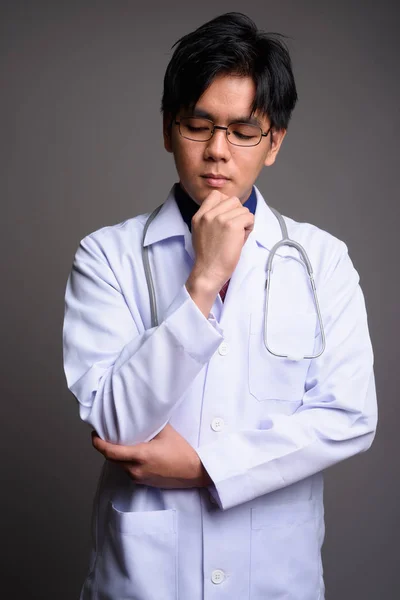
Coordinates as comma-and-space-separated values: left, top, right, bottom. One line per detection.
92, 434, 142, 462
244, 223, 254, 243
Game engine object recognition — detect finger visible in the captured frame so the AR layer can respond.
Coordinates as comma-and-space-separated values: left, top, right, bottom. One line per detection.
202, 208, 253, 234
105, 444, 140, 461
91, 432, 125, 456
209, 205, 250, 225
91, 434, 111, 456
228, 211, 255, 228
193, 190, 228, 219
92, 435, 144, 462
91, 431, 104, 450
201, 197, 244, 219
244, 221, 255, 243
195, 198, 247, 228
192, 197, 242, 232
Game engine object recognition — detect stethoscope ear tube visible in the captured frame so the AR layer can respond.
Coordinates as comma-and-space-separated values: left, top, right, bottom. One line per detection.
142, 204, 163, 328
264, 238, 326, 360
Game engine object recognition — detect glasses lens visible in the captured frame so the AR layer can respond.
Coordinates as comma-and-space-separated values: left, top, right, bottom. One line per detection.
227, 123, 262, 146
179, 118, 213, 141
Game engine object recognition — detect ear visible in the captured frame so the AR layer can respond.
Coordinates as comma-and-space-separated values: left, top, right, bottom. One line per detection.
264, 128, 287, 167
163, 114, 173, 153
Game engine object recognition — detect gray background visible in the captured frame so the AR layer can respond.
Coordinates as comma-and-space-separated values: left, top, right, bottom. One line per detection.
1, 0, 398, 598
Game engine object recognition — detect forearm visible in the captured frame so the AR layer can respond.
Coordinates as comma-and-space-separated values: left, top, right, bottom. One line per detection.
198, 372, 377, 509
198, 260, 378, 510
64, 247, 223, 445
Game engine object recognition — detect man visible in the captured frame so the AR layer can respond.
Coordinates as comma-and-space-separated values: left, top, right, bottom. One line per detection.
63, 12, 377, 599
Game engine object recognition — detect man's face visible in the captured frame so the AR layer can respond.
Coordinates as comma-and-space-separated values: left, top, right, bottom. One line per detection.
163, 74, 286, 205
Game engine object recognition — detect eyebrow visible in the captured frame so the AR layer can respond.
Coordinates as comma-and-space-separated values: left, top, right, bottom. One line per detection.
189, 108, 262, 127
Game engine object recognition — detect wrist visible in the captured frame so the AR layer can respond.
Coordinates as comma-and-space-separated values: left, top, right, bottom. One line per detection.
188, 451, 212, 488
185, 270, 220, 318
199, 463, 213, 488
186, 267, 223, 296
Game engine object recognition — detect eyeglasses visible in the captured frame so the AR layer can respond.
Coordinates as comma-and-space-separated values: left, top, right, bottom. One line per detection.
174, 117, 272, 147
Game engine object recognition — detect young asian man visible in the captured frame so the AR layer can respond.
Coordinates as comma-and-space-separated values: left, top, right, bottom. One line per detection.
63, 12, 377, 599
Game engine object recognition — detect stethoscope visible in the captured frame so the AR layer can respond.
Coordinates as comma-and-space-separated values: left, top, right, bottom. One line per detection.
142, 201, 326, 362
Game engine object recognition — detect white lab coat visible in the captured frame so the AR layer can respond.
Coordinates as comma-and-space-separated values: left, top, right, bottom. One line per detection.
63, 186, 377, 600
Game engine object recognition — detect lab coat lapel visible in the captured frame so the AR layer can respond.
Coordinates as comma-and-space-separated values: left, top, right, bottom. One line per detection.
143, 187, 196, 264
219, 234, 259, 319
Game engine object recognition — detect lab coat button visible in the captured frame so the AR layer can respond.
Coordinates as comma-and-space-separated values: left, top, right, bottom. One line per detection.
211, 569, 225, 584
218, 342, 229, 356
211, 417, 224, 432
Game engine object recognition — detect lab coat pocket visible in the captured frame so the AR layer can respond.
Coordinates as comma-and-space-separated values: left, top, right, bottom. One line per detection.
249, 311, 316, 403
250, 501, 320, 600
95, 503, 178, 600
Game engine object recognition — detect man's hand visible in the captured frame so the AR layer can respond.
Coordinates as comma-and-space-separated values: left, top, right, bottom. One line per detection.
91, 424, 212, 489
190, 190, 254, 288
186, 190, 254, 317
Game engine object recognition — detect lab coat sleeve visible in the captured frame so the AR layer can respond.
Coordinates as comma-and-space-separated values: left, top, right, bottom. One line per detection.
197, 242, 378, 510
63, 233, 223, 444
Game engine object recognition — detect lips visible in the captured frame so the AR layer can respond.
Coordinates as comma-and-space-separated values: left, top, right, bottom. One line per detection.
201, 174, 230, 188
202, 174, 229, 180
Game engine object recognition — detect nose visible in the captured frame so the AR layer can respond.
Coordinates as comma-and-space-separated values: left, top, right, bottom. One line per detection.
204, 127, 232, 162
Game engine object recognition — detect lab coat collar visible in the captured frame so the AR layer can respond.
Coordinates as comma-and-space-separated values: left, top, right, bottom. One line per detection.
142, 187, 188, 247
143, 185, 290, 258
252, 186, 286, 253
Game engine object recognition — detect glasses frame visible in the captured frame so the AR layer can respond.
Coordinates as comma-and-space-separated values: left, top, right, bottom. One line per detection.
174, 117, 272, 147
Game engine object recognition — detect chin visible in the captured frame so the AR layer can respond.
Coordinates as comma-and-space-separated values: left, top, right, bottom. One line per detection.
178, 182, 203, 205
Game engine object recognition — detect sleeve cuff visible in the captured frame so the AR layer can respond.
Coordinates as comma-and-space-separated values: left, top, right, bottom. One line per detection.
163, 285, 224, 363
197, 435, 284, 510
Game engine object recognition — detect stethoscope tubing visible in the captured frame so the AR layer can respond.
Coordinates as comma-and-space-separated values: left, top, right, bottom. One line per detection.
142, 201, 326, 360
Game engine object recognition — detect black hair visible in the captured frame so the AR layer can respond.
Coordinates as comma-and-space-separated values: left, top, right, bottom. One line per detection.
161, 12, 298, 130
